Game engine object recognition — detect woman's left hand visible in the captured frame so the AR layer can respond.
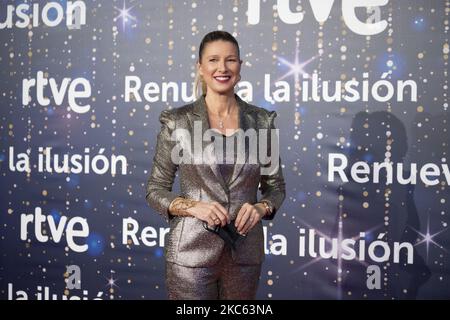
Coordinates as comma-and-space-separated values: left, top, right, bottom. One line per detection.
235, 202, 266, 236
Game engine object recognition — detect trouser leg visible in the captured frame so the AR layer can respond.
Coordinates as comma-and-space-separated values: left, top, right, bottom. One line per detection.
165, 261, 220, 300
218, 247, 262, 300
165, 247, 262, 300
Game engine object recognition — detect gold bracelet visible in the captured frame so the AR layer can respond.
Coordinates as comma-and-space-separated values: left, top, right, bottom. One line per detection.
169, 197, 197, 217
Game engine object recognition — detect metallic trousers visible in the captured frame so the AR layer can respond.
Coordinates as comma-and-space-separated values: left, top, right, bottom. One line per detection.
165, 246, 262, 300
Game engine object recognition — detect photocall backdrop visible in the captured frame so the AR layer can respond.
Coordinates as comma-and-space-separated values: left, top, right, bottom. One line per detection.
1, 0, 449, 300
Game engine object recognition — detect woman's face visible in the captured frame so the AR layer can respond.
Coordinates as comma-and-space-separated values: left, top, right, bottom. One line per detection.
197, 40, 242, 95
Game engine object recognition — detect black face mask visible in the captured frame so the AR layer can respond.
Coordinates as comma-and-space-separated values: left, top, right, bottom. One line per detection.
203, 221, 246, 250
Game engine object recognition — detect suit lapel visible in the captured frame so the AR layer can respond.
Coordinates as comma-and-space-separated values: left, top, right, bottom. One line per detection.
227, 97, 252, 186
190, 93, 253, 195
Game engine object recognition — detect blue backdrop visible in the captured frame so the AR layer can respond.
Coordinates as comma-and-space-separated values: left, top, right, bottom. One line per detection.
1, 0, 449, 299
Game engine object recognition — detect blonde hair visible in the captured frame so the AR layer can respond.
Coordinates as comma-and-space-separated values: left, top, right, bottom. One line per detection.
194, 69, 207, 99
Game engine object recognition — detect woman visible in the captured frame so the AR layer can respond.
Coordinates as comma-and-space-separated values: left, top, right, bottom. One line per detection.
146, 30, 286, 299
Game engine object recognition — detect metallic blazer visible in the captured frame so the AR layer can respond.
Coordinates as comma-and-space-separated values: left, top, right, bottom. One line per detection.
146, 93, 286, 267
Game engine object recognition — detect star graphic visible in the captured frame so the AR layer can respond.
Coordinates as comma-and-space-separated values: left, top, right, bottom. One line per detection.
412, 215, 448, 262
291, 215, 384, 299
276, 42, 319, 83
105, 270, 119, 291
114, 1, 137, 31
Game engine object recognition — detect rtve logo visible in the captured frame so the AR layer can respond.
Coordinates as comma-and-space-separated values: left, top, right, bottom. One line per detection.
247, 0, 388, 36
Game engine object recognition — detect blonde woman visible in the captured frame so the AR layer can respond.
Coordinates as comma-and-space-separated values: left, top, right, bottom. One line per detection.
146, 30, 285, 299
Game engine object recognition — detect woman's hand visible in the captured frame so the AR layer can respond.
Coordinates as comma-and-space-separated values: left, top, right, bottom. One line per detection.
188, 201, 230, 227
235, 202, 266, 236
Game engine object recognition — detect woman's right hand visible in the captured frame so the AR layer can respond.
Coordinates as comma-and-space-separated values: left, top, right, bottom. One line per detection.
187, 201, 230, 227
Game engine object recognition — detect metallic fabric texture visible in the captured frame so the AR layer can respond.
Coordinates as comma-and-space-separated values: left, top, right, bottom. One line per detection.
166, 246, 262, 300
146, 93, 286, 267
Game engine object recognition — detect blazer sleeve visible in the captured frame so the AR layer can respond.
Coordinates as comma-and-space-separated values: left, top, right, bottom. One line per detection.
258, 110, 286, 220
146, 109, 180, 223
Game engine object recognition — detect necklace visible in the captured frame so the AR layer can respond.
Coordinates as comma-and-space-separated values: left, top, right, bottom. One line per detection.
218, 112, 230, 129
208, 103, 236, 129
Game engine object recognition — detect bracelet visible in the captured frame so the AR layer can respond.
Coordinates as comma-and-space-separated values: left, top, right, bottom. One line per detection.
169, 197, 197, 217
259, 200, 273, 217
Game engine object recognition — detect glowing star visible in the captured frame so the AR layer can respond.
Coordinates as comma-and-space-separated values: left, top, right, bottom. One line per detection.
276, 43, 318, 83
105, 270, 119, 291
293, 217, 380, 268
292, 215, 382, 299
114, 1, 137, 31
412, 215, 448, 262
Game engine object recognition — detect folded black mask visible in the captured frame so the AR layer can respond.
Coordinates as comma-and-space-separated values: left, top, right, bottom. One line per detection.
203, 221, 246, 250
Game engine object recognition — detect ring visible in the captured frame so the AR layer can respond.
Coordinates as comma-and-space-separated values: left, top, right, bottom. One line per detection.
214, 218, 220, 223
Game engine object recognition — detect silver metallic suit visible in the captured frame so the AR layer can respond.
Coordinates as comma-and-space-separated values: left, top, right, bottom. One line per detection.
146, 93, 286, 299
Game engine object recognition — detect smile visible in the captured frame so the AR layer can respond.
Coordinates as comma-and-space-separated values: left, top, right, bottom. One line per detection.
213, 76, 231, 83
